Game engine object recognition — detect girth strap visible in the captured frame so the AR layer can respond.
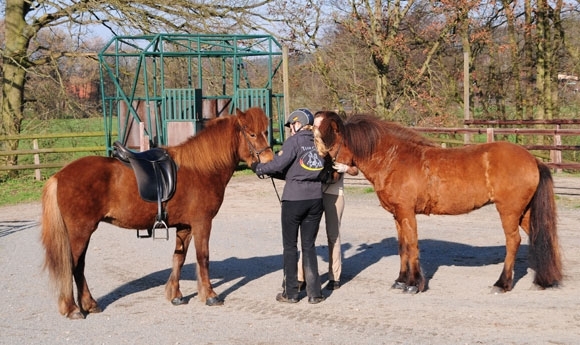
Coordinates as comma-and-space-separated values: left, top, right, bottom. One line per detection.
113, 141, 177, 239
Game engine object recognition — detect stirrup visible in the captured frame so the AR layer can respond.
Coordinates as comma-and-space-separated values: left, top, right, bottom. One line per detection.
136, 220, 169, 240
151, 219, 169, 240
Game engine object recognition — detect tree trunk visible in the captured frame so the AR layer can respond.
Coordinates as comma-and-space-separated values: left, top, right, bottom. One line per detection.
503, 0, 523, 122
536, 0, 547, 124
550, 0, 564, 119
523, 0, 534, 121
1, 0, 33, 174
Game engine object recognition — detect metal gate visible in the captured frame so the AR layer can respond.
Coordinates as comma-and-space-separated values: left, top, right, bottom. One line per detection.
98, 34, 288, 154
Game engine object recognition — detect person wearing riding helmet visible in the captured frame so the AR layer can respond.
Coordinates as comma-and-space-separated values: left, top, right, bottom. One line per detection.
251, 108, 326, 304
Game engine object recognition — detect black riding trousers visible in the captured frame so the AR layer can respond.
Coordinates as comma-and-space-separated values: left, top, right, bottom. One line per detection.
280, 198, 323, 299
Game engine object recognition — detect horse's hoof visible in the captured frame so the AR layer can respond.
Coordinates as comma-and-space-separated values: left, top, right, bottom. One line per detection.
67, 311, 86, 320
404, 285, 419, 294
87, 306, 102, 314
205, 296, 224, 306
490, 286, 506, 294
171, 297, 187, 306
391, 281, 407, 290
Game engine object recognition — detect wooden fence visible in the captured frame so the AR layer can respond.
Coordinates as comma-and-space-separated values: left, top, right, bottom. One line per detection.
414, 119, 580, 171
0, 132, 109, 180
1, 119, 580, 181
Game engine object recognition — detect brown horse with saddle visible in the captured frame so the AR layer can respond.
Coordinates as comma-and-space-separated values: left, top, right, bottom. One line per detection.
41, 107, 274, 319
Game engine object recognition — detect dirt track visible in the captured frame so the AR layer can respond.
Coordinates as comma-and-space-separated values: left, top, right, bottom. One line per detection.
1, 174, 579, 344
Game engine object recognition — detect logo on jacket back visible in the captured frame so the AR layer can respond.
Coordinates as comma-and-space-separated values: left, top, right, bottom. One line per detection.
299, 146, 324, 171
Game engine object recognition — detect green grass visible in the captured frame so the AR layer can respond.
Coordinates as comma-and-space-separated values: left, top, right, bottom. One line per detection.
17, 117, 110, 168
345, 186, 375, 194
0, 166, 258, 207
1, 117, 108, 206
0, 175, 45, 206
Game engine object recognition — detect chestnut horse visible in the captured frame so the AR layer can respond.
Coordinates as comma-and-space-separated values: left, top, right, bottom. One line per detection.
41, 107, 274, 319
315, 111, 562, 294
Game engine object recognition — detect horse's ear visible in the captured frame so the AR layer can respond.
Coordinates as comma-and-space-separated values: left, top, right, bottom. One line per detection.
235, 108, 247, 127
320, 116, 340, 145
329, 117, 340, 134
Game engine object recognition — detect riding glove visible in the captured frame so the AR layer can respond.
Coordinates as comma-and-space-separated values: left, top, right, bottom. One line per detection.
332, 162, 349, 174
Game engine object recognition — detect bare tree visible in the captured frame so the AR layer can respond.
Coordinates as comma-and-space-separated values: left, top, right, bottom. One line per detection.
323, 0, 472, 119
1, 0, 275, 172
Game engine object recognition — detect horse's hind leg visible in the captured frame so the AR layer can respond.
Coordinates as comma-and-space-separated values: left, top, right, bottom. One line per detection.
73, 242, 101, 314
493, 208, 523, 292
519, 209, 531, 237
165, 227, 192, 305
67, 229, 101, 317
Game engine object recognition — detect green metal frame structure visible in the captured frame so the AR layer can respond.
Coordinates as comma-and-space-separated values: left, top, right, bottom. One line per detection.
98, 33, 286, 155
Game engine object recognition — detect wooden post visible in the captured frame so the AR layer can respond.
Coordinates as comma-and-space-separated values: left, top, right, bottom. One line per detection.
139, 122, 150, 151
552, 124, 562, 173
282, 46, 290, 141
283, 46, 290, 118
463, 51, 471, 145
486, 128, 494, 142
33, 139, 41, 181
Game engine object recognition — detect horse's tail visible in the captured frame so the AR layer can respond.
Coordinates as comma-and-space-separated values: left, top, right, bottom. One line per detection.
41, 177, 73, 307
528, 162, 563, 288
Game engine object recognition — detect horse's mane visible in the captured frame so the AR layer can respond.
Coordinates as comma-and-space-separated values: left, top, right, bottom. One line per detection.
167, 115, 239, 173
344, 114, 437, 160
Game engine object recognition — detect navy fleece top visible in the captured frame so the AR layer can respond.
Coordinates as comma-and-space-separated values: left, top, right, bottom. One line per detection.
255, 130, 324, 201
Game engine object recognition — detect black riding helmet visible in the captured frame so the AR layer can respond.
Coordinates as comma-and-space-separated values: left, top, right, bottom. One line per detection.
285, 108, 314, 131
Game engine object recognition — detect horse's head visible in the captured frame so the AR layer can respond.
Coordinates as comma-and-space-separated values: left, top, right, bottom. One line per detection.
235, 107, 274, 166
314, 111, 355, 166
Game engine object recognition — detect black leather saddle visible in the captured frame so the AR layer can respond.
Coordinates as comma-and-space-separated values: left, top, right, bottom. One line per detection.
113, 141, 178, 239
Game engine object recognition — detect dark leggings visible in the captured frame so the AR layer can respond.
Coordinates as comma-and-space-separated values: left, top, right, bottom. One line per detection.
280, 198, 323, 298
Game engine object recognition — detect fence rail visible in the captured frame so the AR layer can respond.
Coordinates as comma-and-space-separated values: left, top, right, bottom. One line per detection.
415, 119, 580, 171
0, 132, 111, 179
1, 120, 580, 179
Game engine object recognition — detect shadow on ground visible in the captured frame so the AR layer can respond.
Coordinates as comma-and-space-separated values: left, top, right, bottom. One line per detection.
97, 237, 529, 309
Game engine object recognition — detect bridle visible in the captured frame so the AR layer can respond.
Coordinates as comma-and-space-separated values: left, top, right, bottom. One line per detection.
240, 126, 283, 201
241, 126, 271, 166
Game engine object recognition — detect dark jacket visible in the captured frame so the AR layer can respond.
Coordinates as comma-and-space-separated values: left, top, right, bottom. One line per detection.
255, 129, 324, 201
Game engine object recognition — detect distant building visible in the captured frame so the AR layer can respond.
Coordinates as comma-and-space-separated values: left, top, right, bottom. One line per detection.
67, 76, 99, 100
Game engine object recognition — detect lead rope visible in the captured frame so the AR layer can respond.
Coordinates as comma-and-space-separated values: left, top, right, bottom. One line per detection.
242, 127, 281, 204
240, 126, 280, 204
270, 177, 282, 205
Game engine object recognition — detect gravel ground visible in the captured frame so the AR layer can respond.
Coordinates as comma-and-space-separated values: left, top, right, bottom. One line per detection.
1, 174, 579, 345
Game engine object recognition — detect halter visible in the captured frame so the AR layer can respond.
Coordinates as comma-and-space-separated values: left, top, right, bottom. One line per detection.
330, 138, 344, 164
241, 126, 271, 166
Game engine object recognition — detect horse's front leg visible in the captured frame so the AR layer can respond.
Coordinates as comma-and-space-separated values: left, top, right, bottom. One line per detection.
392, 211, 425, 293
192, 221, 223, 306
165, 226, 192, 305
392, 219, 409, 290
